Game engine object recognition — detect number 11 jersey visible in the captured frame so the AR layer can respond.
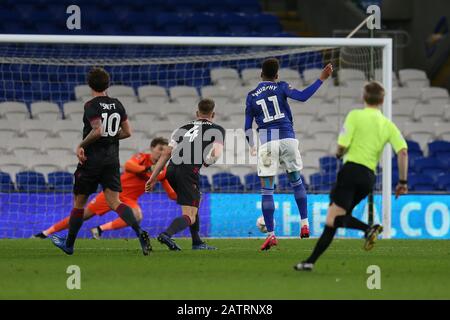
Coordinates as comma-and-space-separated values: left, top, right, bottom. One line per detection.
245, 79, 323, 145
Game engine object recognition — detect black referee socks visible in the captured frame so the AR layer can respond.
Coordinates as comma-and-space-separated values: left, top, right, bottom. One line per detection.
334, 215, 369, 232
305, 226, 336, 264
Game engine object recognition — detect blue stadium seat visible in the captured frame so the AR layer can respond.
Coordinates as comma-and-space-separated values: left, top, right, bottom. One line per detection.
227, 24, 253, 35
257, 24, 283, 35
408, 173, 435, 192
392, 154, 420, 174
98, 24, 131, 35
155, 13, 187, 32
220, 13, 248, 32
277, 174, 309, 191
250, 13, 280, 27
1, 21, 31, 34
14, 4, 36, 20
123, 11, 155, 25
436, 174, 450, 191
374, 174, 382, 191
319, 156, 342, 173
229, 0, 262, 13
200, 175, 212, 192
309, 172, 336, 192
46, 4, 70, 19
130, 22, 158, 36
48, 172, 73, 193
0, 172, 15, 193
414, 157, 447, 177
428, 140, 450, 158
208, 2, 234, 13
16, 171, 47, 193
277, 174, 290, 191
251, 14, 283, 34
169, 0, 206, 13
191, 13, 223, 35
406, 140, 423, 158
245, 173, 261, 191
213, 173, 244, 192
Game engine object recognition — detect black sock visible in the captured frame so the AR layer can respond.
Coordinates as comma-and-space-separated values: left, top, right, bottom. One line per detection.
305, 226, 336, 264
116, 204, 142, 237
66, 208, 84, 248
190, 215, 202, 245
97, 226, 103, 236
334, 215, 370, 232
166, 215, 191, 237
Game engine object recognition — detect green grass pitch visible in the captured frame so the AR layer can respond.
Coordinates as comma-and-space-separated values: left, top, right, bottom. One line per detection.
1, 238, 449, 299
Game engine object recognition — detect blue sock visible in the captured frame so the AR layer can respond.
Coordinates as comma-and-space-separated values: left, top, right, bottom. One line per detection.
261, 187, 275, 233
289, 172, 308, 222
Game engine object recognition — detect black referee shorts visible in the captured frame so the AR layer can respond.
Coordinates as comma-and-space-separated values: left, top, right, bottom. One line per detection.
73, 161, 122, 196
330, 162, 375, 214
166, 164, 201, 208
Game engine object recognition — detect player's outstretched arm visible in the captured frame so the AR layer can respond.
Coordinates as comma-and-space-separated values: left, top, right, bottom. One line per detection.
145, 146, 173, 192
284, 63, 333, 102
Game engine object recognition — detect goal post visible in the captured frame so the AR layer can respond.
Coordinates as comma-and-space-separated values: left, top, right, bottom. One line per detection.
0, 35, 393, 239
382, 38, 393, 238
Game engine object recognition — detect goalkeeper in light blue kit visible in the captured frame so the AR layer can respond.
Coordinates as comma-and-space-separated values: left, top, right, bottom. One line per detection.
245, 58, 333, 250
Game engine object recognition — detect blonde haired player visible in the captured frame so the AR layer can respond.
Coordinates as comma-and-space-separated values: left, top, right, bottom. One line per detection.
295, 81, 408, 271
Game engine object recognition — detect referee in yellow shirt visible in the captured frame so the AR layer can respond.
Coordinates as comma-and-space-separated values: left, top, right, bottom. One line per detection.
295, 81, 409, 271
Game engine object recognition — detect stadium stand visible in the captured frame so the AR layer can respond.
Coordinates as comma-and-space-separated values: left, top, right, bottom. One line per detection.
437, 174, 450, 191
199, 175, 212, 193
245, 173, 262, 192
16, 171, 47, 193
0, 171, 14, 193
0, 0, 287, 37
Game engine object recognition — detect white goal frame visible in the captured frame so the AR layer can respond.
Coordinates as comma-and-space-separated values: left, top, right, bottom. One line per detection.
0, 35, 393, 238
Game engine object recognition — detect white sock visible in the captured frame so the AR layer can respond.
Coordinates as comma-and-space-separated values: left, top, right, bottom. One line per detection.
301, 219, 309, 227
267, 231, 275, 237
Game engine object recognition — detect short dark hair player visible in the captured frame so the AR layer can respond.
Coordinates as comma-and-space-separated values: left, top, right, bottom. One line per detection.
50, 67, 151, 255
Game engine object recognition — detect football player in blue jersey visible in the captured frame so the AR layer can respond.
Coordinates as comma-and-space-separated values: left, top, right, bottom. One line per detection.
245, 58, 333, 250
